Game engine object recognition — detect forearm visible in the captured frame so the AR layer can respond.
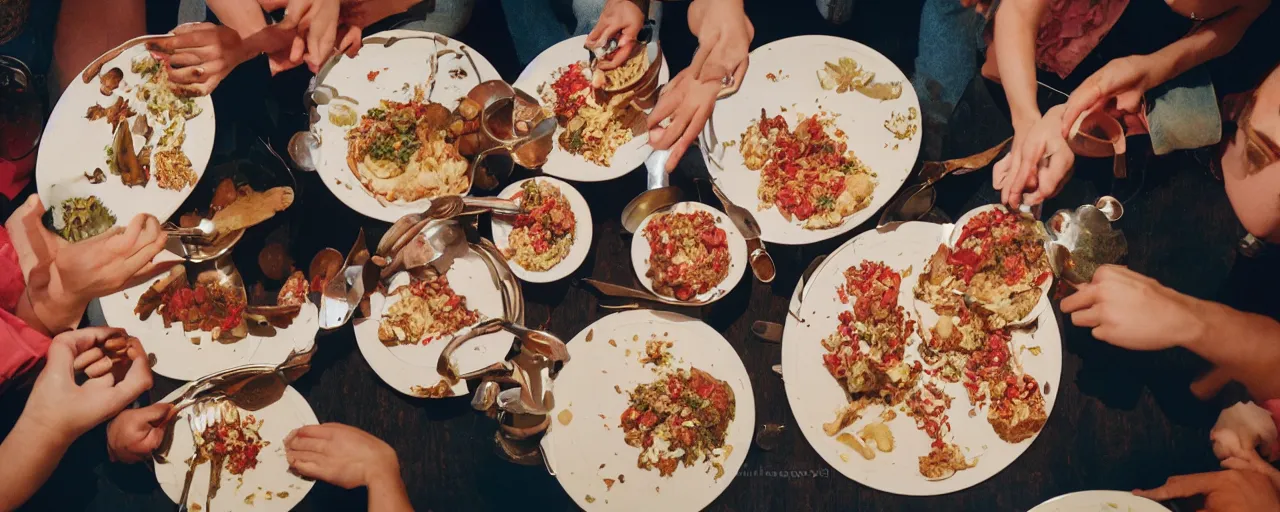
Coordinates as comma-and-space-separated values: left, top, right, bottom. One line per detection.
993, 0, 1047, 130
367, 472, 414, 512
1141, 1, 1268, 87
1186, 300, 1280, 399
0, 416, 73, 510
209, 0, 270, 38
688, 0, 744, 37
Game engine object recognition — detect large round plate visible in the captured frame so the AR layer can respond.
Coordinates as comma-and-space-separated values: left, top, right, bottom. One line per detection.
543, 309, 755, 511
704, 35, 920, 245
490, 176, 593, 283
156, 385, 317, 511
38, 36, 215, 227
354, 246, 515, 398
512, 35, 670, 182
100, 279, 319, 382
781, 222, 1062, 495
1028, 491, 1170, 512
630, 201, 748, 304
310, 30, 501, 222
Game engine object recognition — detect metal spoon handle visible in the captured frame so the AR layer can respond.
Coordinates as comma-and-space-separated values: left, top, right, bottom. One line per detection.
464, 197, 522, 215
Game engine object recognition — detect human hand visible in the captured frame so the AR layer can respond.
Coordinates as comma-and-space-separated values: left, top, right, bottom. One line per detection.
646, 68, 723, 172
1221, 444, 1280, 492
1060, 55, 1153, 139
22, 327, 154, 441
1135, 469, 1280, 511
1059, 265, 1208, 351
687, 0, 753, 87
1211, 402, 1279, 462
585, 0, 645, 70
285, 423, 400, 489
106, 402, 173, 463
4, 196, 174, 333
993, 104, 1074, 208
261, 0, 343, 72
148, 22, 251, 95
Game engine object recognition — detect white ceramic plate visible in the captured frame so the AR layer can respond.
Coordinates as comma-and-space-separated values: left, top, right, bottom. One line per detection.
704, 35, 920, 245
310, 30, 501, 222
99, 279, 319, 382
781, 222, 1062, 496
354, 248, 515, 398
512, 35, 670, 182
156, 385, 317, 511
1028, 491, 1170, 512
38, 35, 215, 227
490, 176, 593, 283
542, 309, 755, 511
630, 202, 747, 304
945, 204, 1054, 327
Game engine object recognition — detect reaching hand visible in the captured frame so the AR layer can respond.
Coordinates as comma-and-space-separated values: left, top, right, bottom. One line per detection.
646, 68, 724, 172
1220, 445, 1280, 492
148, 23, 251, 96
993, 104, 1074, 208
686, 0, 753, 88
107, 402, 173, 463
1135, 469, 1280, 511
260, 0, 343, 72
4, 196, 175, 333
285, 423, 400, 489
1060, 55, 1153, 140
1059, 265, 1208, 351
1211, 402, 1279, 463
585, 0, 646, 71
22, 327, 154, 440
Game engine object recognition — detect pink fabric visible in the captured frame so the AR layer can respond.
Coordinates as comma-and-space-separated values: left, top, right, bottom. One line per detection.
0, 227, 51, 389
1035, 0, 1130, 79
1266, 400, 1280, 459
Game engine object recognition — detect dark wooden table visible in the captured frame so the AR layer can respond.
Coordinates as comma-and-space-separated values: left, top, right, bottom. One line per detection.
9, 1, 1280, 511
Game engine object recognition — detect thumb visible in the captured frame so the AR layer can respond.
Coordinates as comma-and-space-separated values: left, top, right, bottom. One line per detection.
137, 402, 174, 424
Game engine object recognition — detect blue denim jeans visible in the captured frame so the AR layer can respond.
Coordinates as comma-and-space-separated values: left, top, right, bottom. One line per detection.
911, 0, 988, 159
501, 0, 606, 68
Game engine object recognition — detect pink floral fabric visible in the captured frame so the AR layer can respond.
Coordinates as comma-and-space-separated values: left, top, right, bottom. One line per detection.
0, 226, 51, 390
1035, 0, 1130, 78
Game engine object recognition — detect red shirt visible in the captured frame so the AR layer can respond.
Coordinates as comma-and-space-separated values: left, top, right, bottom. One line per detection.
0, 226, 51, 389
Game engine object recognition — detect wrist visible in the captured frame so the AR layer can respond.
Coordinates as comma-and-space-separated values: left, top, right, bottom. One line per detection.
1012, 109, 1041, 133
13, 412, 76, 455
1180, 297, 1216, 351
364, 460, 403, 490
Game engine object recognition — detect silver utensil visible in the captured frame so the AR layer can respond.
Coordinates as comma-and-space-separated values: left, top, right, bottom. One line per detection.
424, 195, 522, 219
175, 400, 216, 512
375, 219, 468, 281
317, 229, 375, 330
878, 137, 1014, 228
204, 401, 227, 512
165, 219, 215, 238
581, 278, 720, 307
710, 181, 775, 283
438, 317, 569, 415
1043, 196, 1127, 285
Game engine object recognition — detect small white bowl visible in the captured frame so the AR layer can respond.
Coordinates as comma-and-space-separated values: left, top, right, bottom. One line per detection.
490, 176, 593, 283
631, 201, 748, 304
948, 204, 1052, 327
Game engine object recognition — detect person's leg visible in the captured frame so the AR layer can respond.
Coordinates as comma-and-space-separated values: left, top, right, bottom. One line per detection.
50, 0, 146, 99
910, 0, 987, 159
501, 0, 571, 68
391, 0, 476, 37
